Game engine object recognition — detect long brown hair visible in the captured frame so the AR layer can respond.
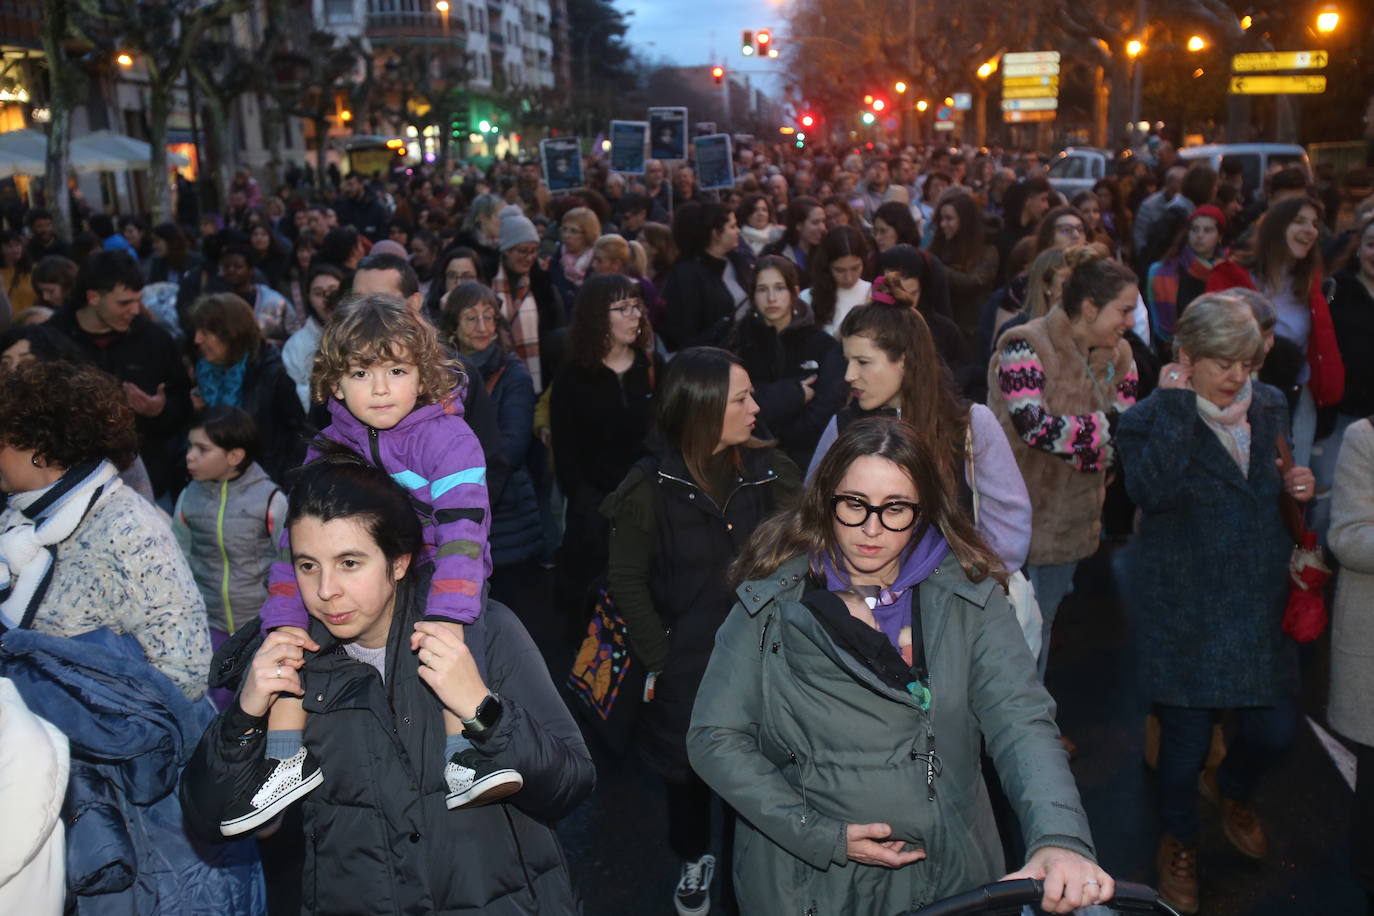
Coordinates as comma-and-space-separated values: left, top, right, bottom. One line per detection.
1237, 195, 1322, 299
928, 191, 985, 271
838, 302, 969, 490
656, 347, 761, 500
731, 416, 1001, 585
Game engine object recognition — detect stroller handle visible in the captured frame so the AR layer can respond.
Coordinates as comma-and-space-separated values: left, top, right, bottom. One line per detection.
903, 878, 1181, 915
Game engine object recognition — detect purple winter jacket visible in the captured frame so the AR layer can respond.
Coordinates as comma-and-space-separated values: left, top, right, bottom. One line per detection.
258, 397, 491, 628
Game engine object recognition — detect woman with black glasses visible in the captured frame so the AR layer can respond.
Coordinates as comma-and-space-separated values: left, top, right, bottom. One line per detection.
549, 274, 664, 611
688, 417, 1111, 916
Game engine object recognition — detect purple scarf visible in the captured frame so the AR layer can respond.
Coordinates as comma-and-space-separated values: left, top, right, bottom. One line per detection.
819, 525, 949, 652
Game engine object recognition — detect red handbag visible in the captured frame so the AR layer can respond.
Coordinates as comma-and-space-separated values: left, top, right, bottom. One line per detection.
1275, 435, 1330, 643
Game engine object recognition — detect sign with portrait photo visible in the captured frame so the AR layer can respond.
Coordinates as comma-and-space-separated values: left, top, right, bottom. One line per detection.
609, 120, 648, 175
540, 137, 583, 193
648, 107, 688, 161
692, 133, 735, 191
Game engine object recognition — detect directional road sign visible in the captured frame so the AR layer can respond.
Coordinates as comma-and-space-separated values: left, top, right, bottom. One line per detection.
1001, 96, 1058, 111
1003, 84, 1060, 100
1002, 62, 1060, 78
1002, 75, 1059, 89
933, 121, 956, 131
1003, 51, 1061, 65
1228, 74, 1327, 95
951, 92, 972, 111
1003, 109, 1056, 123
1231, 50, 1329, 72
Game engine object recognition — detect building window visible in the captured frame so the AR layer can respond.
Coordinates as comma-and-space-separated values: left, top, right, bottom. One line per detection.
325, 0, 353, 23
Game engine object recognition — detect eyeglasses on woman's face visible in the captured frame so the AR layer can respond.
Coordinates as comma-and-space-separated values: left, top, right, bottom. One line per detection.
459, 308, 498, 329
831, 494, 921, 532
1054, 220, 1086, 238
608, 298, 644, 318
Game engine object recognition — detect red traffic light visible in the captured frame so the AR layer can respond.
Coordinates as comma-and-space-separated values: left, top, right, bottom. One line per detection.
871, 98, 887, 112
757, 30, 771, 45
800, 113, 815, 128
711, 65, 724, 84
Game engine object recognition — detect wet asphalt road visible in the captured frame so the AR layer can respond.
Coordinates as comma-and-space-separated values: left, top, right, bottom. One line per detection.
541, 546, 1368, 915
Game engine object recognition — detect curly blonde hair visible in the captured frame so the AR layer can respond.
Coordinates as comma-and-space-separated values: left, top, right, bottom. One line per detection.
310, 293, 463, 406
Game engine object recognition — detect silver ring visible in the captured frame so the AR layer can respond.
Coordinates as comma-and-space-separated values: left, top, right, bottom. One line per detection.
1084, 879, 1100, 885
1168, 372, 1179, 380
275, 665, 283, 679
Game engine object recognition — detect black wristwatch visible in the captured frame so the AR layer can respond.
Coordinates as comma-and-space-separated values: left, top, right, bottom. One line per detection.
461, 693, 503, 736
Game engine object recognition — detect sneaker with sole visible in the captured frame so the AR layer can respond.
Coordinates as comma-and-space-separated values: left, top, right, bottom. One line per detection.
444, 752, 523, 809
220, 747, 324, 837
674, 853, 715, 916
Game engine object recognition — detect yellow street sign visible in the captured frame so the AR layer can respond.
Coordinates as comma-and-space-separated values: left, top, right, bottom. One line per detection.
1002, 84, 1060, 100
1228, 74, 1327, 95
1002, 75, 1059, 89
1231, 50, 1328, 72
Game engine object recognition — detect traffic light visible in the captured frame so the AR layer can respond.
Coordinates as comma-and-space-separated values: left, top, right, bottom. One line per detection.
449, 99, 471, 139
741, 30, 754, 56
757, 30, 771, 52
871, 97, 887, 112
711, 65, 724, 85
799, 112, 815, 129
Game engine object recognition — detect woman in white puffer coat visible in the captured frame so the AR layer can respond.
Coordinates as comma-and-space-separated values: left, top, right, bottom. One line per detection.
0, 677, 69, 915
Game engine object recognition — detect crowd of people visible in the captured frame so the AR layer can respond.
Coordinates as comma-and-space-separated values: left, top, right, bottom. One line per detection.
0, 132, 1372, 916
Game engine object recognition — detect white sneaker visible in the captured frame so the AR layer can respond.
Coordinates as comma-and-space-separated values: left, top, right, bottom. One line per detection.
674, 854, 715, 916
444, 754, 523, 809
219, 747, 323, 836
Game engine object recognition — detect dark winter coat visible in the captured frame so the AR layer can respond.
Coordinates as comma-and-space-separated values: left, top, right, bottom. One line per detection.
549, 349, 661, 508
1329, 270, 1374, 417
46, 307, 193, 497
179, 568, 595, 914
238, 341, 311, 484
1117, 384, 1298, 708
470, 345, 543, 567
660, 251, 740, 351
602, 446, 800, 782
731, 308, 846, 469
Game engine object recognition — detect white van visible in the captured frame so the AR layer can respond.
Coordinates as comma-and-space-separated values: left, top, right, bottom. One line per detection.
1176, 143, 1309, 197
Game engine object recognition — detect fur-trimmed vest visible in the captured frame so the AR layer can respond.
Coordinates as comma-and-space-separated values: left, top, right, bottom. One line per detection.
988, 308, 1135, 566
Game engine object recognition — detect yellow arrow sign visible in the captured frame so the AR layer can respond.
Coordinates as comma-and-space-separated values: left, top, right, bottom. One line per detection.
1232, 50, 1329, 72
1002, 75, 1060, 89
1229, 74, 1327, 95
1002, 84, 1060, 100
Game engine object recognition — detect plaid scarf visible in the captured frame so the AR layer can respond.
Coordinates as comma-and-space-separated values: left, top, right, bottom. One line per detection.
492, 266, 542, 391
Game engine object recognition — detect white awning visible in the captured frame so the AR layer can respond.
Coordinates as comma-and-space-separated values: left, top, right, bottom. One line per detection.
0, 128, 191, 175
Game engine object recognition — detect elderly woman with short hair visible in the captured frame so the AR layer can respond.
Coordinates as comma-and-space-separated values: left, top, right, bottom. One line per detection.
1117, 293, 1315, 914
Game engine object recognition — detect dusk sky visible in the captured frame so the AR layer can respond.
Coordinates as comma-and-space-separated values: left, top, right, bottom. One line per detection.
616, 0, 787, 92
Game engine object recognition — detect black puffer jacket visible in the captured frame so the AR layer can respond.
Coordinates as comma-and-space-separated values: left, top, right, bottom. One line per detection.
732, 308, 846, 469
179, 568, 595, 914
603, 447, 800, 781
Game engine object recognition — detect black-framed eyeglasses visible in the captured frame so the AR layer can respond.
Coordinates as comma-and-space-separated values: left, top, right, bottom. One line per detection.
608, 299, 644, 317
831, 494, 921, 532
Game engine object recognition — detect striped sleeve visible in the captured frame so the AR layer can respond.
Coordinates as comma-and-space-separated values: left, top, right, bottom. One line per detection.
997, 337, 1128, 473
419, 414, 492, 624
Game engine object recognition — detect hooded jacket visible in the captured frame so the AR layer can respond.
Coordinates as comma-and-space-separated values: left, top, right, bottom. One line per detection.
180, 570, 595, 915
687, 553, 1094, 914
259, 397, 491, 629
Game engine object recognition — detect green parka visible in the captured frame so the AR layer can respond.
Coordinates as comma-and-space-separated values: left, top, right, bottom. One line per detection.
687, 553, 1095, 915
